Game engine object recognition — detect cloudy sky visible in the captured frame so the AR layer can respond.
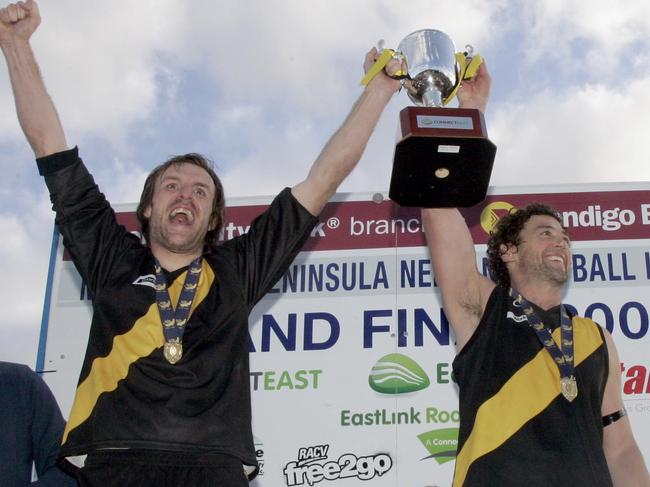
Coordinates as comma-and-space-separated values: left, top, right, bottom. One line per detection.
1, 0, 649, 368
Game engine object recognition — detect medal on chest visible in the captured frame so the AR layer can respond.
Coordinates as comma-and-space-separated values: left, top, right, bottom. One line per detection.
560, 376, 578, 402
163, 338, 183, 364
154, 257, 202, 365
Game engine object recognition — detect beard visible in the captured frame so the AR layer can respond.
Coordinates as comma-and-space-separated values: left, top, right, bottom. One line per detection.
147, 218, 207, 255
527, 259, 569, 287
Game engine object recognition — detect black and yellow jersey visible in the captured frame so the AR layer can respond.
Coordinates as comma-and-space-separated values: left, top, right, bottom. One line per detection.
37, 147, 318, 476
452, 286, 612, 486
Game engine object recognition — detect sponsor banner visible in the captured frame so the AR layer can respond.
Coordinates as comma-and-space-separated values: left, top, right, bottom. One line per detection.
41, 184, 650, 486
61, 186, 650, 260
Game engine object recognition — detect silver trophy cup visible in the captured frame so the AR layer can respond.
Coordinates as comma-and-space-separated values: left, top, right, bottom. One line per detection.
398, 29, 459, 107
388, 29, 496, 208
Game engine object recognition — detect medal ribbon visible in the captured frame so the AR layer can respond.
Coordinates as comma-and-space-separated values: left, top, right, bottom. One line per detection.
508, 287, 577, 401
154, 257, 202, 362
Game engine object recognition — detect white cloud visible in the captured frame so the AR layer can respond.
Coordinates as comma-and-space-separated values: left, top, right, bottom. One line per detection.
520, 0, 650, 81
178, 0, 505, 115
0, 0, 506, 159
29, 0, 187, 145
95, 154, 150, 204
489, 74, 650, 186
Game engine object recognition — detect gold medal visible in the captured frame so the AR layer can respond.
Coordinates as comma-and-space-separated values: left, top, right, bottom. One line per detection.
164, 339, 183, 364
560, 376, 578, 402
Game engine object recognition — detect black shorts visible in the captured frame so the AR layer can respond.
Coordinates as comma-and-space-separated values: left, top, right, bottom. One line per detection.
76, 449, 249, 487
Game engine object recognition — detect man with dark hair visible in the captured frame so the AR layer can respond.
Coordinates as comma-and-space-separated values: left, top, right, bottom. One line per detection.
486, 202, 564, 289
421, 75, 649, 484
0, 1, 400, 485
136, 153, 226, 250
0, 361, 78, 486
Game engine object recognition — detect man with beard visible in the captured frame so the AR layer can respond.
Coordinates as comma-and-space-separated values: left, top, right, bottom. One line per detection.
421, 72, 650, 484
0, 1, 402, 485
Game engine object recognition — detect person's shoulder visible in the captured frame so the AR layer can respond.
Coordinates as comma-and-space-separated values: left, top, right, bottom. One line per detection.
571, 315, 610, 349
0, 360, 32, 376
0, 361, 39, 388
572, 314, 602, 329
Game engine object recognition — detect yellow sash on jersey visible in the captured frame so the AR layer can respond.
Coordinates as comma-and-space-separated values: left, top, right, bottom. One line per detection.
62, 260, 215, 444
453, 317, 604, 487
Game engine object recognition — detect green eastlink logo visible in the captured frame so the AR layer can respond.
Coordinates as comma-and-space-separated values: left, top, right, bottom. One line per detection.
418, 428, 459, 465
368, 353, 430, 394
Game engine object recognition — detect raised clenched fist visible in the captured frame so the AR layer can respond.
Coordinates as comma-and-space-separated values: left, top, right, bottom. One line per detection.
0, 0, 41, 45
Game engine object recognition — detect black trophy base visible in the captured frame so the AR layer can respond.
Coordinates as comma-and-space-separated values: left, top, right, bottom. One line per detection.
388, 107, 497, 208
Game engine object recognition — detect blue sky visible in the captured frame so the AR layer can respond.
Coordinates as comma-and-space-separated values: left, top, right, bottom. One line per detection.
1, 0, 650, 367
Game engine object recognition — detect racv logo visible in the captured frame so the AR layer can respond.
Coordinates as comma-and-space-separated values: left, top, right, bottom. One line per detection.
283, 444, 393, 485
132, 274, 157, 289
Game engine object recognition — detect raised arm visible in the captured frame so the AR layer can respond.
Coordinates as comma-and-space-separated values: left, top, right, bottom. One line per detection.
291, 48, 400, 216
421, 62, 495, 350
600, 331, 650, 486
0, 0, 67, 157
421, 207, 494, 349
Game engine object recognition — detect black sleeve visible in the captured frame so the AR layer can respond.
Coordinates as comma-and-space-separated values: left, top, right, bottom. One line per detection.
37, 147, 141, 294
228, 187, 318, 307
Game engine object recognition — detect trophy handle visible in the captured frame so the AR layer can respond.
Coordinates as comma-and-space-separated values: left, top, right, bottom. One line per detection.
360, 41, 408, 86
440, 52, 483, 105
462, 44, 483, 79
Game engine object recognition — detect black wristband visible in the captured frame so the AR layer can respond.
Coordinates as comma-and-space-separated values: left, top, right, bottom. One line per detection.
602, 409, 627, 427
